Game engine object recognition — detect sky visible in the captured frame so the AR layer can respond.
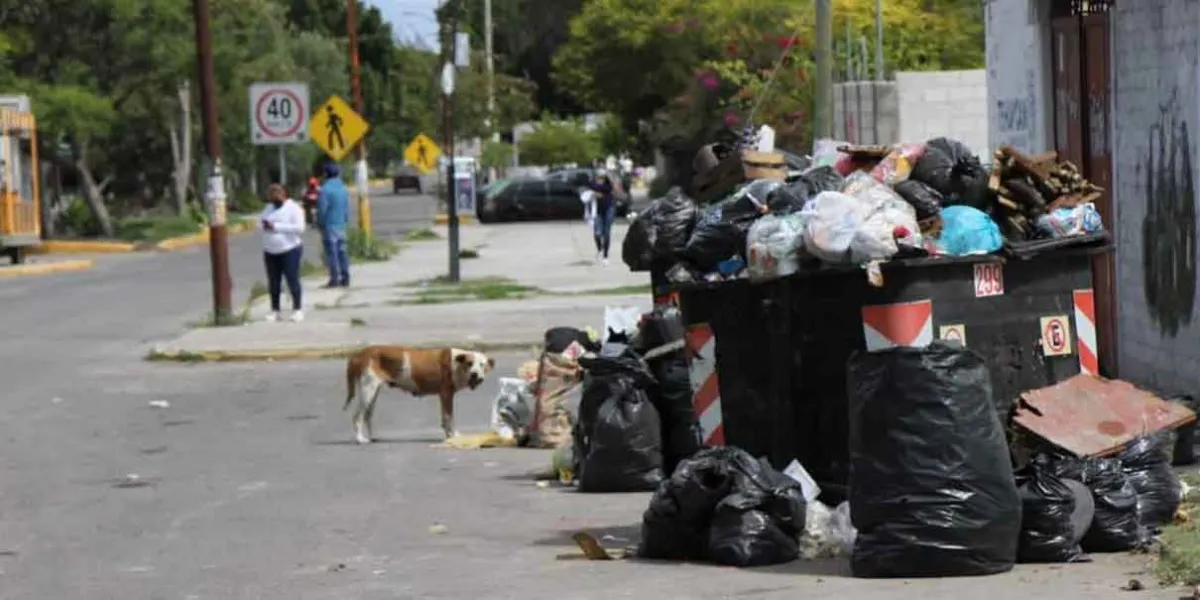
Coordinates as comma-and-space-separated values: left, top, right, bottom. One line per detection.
365, 0, 441, 50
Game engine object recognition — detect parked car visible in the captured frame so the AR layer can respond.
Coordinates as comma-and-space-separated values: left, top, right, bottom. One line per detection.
476, 177, 588, 223
392, 165, 423, 194
546, 168, 631, 216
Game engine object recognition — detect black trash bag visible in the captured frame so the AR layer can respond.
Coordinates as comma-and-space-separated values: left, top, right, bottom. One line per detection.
622, 203, 659, 271
682, 195, 763, 272
893, 179, 944, 221
652, 187, 699, 261
1174, 396, 1198, 466
910, 137, 991, 209
708, 457, 806, 567
543, 326, 598, 354
1118, 434, 1182, 528
768, 166, 845, 214
1080, 458, 1146, 552
1016, 455, 1086, 563
847, 343, 1021, 578
638, 447, 804, 564
633, 305, 702, 475
576, 349, 664, 493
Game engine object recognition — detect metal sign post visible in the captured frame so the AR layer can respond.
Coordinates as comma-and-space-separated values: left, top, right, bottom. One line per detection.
249, 82, 310, 188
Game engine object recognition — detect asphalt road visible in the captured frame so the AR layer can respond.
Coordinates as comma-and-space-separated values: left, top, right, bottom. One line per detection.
0, 188, 1176, 599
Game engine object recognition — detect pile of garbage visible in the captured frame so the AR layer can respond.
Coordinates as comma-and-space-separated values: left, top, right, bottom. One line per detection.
622, 136, 1107, 285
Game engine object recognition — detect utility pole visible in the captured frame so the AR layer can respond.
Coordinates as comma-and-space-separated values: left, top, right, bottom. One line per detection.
874, 0, 885, 80
346, 0, 372, 235
814, 0, 833, 141
192, 0, 232, 320
442, 22, 461, 283
484, 0, 496, 142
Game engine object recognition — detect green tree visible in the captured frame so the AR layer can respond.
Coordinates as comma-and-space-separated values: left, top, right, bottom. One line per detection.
479, 139, 514, 171
517, 117, 599, 167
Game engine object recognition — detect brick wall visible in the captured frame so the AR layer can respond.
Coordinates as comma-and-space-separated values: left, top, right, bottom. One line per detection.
896, 70, 990, 160
1111, 0, 1200, 395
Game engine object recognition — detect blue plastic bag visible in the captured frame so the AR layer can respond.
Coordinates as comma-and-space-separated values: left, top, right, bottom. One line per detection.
937, 205, 1003, 255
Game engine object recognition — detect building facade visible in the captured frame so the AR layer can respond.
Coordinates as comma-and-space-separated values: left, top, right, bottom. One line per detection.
986, 0, 1199, 395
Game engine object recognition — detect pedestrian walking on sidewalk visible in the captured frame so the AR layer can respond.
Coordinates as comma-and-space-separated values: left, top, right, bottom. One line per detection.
589, 169, 616, 266
317, 163, 351, 288
260, 183, 307, 322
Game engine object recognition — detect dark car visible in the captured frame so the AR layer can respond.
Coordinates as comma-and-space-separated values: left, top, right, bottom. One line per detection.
547, 168, 631, 216
476, 177, 589, 223
392, 165, 423, 194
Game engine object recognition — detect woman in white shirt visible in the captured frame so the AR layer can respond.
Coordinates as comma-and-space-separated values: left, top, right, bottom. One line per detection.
260, 183, 307, 322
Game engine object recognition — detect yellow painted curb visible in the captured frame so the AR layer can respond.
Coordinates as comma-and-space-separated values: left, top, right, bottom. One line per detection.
29, 240, 137, 255
153, 220, 256, 251
145, 340, 537, 363
434, 213, 476, 225
0, 259, 95, 279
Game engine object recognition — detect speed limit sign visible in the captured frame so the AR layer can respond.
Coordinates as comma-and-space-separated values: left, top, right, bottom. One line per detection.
249, 82, 310, 145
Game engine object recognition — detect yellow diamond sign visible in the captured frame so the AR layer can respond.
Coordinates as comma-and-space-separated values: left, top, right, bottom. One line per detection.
404, 133, 442, 174
308, 95, 369, 161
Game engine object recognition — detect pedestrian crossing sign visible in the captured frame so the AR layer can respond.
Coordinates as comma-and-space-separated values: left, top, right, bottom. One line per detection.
404, 133, 442, 174
308, 95, 369, 161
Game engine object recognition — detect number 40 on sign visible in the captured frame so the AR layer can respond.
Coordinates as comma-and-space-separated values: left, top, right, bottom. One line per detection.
973, 262, 1004, 298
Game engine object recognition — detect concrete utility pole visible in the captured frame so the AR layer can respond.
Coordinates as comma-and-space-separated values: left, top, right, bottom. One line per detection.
442, 21, 461, 283
347, 0, 372, 235
814, 0, 833, 141
192, 0, 232, 320
484, 0, 496, 142
874, 0, 885, 80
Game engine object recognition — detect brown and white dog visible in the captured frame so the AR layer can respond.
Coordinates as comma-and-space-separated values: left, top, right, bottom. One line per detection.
343, 345, 495, 444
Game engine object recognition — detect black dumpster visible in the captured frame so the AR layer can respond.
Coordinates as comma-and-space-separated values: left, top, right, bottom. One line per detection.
664, 236, 1111, 491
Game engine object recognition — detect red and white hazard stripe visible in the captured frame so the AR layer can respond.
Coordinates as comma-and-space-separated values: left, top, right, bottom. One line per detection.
685, 324, 725, 446
1073, 289, 1099, 375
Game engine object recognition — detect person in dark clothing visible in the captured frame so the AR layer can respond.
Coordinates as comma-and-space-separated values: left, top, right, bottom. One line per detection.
590, 170, 616, 265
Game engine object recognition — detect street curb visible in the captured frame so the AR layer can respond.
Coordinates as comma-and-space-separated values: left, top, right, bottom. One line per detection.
29, 221, 256, 255
28, 240, 138, 254
0, 259, 95, 279
144, 340, 539, 363
434, 214, 476, 225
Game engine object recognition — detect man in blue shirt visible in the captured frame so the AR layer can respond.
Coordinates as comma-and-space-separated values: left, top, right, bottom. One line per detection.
316, 163, 351, 287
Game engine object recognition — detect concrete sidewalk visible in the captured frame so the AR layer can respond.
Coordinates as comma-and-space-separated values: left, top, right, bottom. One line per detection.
150, 221, 652, 360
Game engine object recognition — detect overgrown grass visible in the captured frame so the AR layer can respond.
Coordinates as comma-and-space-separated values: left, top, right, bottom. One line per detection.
116, 215, 203, 243
459, 248, 480, 259
1155, 472, 1200, 586
406, 228, 440, 241
574, 283, 651, 296
188, 311, 249, 328
348, 228, 398, 263
300, 259, 322, 278
394, 276, 539, 305
349, 317, 367, 328
145, 349, 205, 363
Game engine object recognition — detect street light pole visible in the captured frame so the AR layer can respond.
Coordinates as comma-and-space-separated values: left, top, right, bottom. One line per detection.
192, 0, 232, 321
443, 29, 461, 283
346, 0, 372, 235
484, 0, 496, 141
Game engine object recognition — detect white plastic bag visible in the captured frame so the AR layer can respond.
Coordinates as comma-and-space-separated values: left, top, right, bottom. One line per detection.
490, 377, 534, 440
602, 306, 642, 342
802, 176, 921, 264
746, 213, 808, 282
800, 501, 857, 560
801, 191, 869, 263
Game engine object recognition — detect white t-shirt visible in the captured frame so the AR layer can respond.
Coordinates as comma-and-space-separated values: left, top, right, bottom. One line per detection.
259, 199, 306, 254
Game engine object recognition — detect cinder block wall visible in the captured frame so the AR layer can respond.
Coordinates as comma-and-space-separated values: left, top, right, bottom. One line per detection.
1110, 0, 1200, 395
985, 0, 1053, 155
832, 81, 898, 146
895, 70, 990, 160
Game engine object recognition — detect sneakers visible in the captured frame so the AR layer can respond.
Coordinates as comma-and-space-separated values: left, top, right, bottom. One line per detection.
265, 310, 304, 322
265, 311, 281, 323
601, 257, 610, 266
290, 310, 305, 323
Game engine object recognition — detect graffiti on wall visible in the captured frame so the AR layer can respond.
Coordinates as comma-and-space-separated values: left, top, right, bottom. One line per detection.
1142, 90, 1197, 337
994, 69, 1038, 151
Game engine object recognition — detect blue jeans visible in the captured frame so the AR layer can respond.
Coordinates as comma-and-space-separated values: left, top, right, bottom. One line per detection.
593, 203, 616, 258
322, 227, 350, 285
264, 246, 303, 311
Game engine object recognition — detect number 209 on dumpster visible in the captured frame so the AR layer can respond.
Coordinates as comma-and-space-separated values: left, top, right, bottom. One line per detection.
973, 263, 1004, 298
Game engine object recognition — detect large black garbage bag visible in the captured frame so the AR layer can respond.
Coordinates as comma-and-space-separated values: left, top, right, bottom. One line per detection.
576, 347, 664, 493
768, 166, 845, 213
622, 203, 659, 271
652, 187, 699, 261
708, 457, 806, 566
634, 305, 702, 476
639, 447, 804, 565
682, 195, 763, 271
847, 343, 1021, 578
893, 179, 944, 221
910, 137, 990, 209
543, 326, 598, 354
1016, 456, 1086, 563
1080, 458, 1146, 551
1118, 434, 1182, 528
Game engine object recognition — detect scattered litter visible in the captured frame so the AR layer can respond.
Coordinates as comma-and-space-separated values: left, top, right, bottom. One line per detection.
149, 400, 170, 409
1122, 578, 1144, 592
557, 532, 628, 561
800, 501, 856, 560
327, 563, 347, 573
428, 523, 448, 535
434, 432, 517, 450
111, 474, 157, 489
535, 481, 549, 489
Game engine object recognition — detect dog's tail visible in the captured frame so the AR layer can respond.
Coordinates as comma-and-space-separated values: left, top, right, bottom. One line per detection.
343, 360, 357, 411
